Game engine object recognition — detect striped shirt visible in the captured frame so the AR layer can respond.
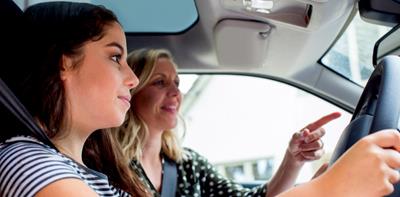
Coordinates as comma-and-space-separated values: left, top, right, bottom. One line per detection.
0, 136, 130, 197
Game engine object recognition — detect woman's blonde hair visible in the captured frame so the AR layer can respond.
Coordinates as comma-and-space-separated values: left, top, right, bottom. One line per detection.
111, 48, 184, 162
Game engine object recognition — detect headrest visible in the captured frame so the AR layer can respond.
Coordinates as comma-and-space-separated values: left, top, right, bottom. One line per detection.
0, 0, 53, 145
0, 0, 23, 91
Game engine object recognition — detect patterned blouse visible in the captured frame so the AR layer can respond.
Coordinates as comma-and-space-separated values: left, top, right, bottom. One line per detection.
131, 148, 267, 197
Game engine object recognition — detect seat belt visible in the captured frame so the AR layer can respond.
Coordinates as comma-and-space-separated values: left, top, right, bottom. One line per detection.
161, 156, 178, 197
0, 78, 54, 147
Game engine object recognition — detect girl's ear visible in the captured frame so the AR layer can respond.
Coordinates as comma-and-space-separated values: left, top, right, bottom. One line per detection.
60, 54, 73, 81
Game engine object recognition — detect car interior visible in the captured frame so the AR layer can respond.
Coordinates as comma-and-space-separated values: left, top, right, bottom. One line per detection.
1, 0, 400, 195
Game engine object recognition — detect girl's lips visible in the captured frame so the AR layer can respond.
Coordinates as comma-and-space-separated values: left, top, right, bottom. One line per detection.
118, 95, 131, 106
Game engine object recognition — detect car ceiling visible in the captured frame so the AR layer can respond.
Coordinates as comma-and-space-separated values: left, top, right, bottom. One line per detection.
124, 0, 361, 110
125, 0, 355, 73
15, 0, 362, 110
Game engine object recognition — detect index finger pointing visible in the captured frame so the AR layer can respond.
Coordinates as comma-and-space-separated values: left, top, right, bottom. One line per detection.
305, 112, 341, 131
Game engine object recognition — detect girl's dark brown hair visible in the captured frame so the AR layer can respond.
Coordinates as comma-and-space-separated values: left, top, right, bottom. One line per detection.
84, 131, 149, 195
22, 2, 118, 138
21, 2, 148, 195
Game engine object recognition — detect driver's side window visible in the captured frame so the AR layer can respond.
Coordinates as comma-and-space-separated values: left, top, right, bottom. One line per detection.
179, 74, 351, 183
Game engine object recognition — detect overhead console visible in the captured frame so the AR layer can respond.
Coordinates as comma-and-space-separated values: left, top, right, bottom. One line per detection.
221, 0, 352, 31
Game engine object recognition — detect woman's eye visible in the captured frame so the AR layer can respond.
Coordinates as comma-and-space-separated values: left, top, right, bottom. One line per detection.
153, 79, 165, 86
175, 80, 180, 87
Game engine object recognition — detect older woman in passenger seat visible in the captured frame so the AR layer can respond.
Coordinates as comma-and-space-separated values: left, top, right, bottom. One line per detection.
111, 48, 400, 197
107, 48, 400, 197
0, 2, 148, 196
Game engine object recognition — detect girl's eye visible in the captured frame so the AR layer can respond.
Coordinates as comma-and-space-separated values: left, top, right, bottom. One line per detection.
111, 55, 122, 63
175, 79, 180, 87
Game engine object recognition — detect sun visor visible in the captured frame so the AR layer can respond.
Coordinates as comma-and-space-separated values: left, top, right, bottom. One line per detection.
215, 19, 271, 68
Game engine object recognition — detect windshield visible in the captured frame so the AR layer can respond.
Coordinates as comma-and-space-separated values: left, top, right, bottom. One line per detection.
321, 13, 391, 86
14, 0, 198, 33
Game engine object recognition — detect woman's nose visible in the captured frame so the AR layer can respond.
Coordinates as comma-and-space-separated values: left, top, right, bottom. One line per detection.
168, 83, 180, 97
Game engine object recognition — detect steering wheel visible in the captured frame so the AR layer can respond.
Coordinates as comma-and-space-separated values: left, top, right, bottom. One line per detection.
329, 55, 400, 196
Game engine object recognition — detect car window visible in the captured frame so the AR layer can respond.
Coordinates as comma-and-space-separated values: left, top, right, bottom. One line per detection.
321, 13, 391, 86
14, 0, 198, 33
179, 74, 351, 183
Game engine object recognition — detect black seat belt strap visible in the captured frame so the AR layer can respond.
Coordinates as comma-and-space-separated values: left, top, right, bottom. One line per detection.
161, 156, 178, 197
0, 78, 53, 146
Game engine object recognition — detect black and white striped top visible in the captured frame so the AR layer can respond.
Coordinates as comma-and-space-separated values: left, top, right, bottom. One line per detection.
0, 136, 130, 197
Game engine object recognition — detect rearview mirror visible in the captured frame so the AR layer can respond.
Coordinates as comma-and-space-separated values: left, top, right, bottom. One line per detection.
373, 24, 400, 66
359, 0, 400, 26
